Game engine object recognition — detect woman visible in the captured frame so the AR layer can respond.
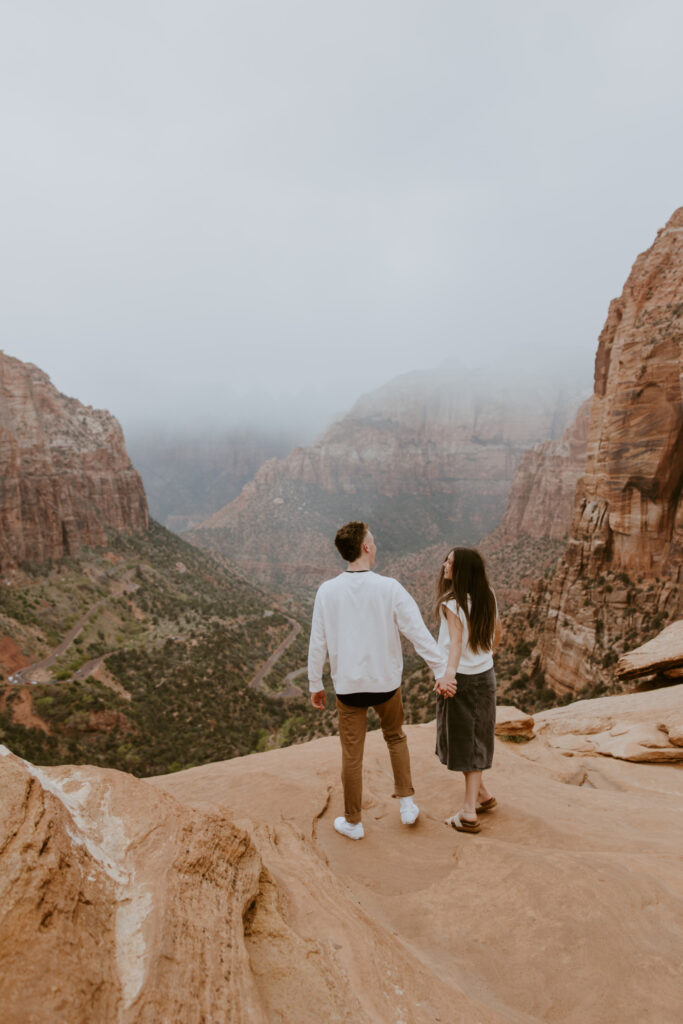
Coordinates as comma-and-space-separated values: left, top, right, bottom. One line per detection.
434, 547, 502, 833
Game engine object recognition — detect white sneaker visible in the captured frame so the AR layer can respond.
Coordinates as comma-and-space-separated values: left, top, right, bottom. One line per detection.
334, 816, 365, 840
400, 797, 420, 825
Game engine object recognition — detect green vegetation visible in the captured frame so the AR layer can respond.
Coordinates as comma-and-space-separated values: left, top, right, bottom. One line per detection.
0, 522, 338, 774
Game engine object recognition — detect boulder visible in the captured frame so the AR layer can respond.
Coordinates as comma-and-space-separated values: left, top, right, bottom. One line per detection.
495, 704, 535, 738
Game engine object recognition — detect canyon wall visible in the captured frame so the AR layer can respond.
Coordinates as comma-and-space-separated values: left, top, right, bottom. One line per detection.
519, 210, 683, 697
0, 353, 148, 571
496, 398, 592, 541
191, 366, 585, 587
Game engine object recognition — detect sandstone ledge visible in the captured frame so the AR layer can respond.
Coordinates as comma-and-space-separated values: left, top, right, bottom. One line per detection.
617, 619, 683, 680
534, 685, 683, 762
2, 686, 683, 1024
495, 704, 535, 738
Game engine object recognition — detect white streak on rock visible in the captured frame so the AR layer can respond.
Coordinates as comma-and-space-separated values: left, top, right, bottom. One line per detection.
17, 758, 152, 1013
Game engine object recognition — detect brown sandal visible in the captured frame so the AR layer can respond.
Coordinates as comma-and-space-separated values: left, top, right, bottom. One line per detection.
445, 812, 481, 833
476, 797, 497, 813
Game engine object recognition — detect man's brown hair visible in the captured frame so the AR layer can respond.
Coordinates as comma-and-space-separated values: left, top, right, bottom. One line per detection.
334, 521, 368, 563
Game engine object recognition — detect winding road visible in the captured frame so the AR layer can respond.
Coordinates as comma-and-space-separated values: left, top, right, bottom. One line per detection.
9, 580, 307, 703
12, 599, 106, 685
10, 570, 138, 687
248, 617, 303, 696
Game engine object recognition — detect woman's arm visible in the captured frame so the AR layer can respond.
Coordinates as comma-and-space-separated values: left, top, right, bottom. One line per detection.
435, 607, 463, 696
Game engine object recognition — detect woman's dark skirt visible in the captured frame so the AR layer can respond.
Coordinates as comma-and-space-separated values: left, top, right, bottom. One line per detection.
435, 667, 497, 772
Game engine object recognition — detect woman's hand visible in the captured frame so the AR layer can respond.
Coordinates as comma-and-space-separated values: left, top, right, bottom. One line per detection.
435, 674, 457, 697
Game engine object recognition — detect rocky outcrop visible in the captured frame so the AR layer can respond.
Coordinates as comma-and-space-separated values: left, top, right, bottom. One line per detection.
0, 745, 266, 1023
535, 210, 683, 694
616, 619, 683, 683
0, 353, 148, 571
191, 365, 584, 586
2, 685, 682, 1024
495, 705, 535, 738
534, 685, 683, 762
497, 398, 592, 541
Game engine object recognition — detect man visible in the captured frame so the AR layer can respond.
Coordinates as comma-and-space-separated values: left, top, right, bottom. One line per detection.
308, 521, 447, 840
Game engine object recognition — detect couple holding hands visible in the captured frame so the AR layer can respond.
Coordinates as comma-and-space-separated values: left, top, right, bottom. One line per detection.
308, 520, 501, 839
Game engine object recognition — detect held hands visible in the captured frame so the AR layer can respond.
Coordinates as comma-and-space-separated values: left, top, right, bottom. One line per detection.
434, 670, 457, 698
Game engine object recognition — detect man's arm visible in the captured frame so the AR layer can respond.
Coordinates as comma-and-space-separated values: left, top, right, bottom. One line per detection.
393, 583, 447, 678
308, 591, 327, 709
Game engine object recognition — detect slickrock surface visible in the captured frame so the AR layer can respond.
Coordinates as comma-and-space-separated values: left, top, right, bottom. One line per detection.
190, 367, 584, 587
0, 352, 148, 571
0, 746, 265, 1023
535, 685, 683, 762
617, 619, 683, 681
2, 687, 682, 1023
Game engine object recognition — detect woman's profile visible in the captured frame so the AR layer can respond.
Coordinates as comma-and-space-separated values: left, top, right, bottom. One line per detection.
433, 547, 502, 833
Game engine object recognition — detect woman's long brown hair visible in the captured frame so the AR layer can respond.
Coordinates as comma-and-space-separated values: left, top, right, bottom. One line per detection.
434, 547, 496, 654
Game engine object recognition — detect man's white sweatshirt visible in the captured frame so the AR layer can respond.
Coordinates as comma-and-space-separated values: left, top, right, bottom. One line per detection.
308, 570, 447, 695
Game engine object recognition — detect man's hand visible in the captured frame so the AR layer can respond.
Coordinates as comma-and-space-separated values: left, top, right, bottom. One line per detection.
435, 674, 457, 697
311, 689, 327, 710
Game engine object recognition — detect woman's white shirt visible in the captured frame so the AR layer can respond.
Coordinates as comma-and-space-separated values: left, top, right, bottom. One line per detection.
437, 597, 494, 674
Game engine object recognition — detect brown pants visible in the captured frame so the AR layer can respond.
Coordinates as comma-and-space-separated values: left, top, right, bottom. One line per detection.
335, 688, 414, 825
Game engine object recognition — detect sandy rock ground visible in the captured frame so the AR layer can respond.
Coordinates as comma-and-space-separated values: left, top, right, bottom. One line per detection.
1, 686, 682, 1023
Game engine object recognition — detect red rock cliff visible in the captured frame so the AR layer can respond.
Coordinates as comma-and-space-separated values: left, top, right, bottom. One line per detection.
497, 398, 592, 541
0, 353, 148, 570
537, 209, 683, 693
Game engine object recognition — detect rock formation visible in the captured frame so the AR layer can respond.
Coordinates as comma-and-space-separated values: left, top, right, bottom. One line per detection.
191, 365, 585, 587
616, 618, 683, 685
535, 209, 683, 694
496, 398, 592, 541
0, 745, 265, 1023
495, 704, 535, 738
2, 683, 682, 1023
493, 211, 683, 702
534, 685, 683, 762
0, 353, 148, 571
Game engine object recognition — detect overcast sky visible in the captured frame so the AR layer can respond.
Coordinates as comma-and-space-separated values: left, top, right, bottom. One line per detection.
1, 1, 681, 439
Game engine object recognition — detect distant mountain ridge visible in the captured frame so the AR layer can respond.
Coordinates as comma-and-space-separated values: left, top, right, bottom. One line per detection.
190, 363, 587, 587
